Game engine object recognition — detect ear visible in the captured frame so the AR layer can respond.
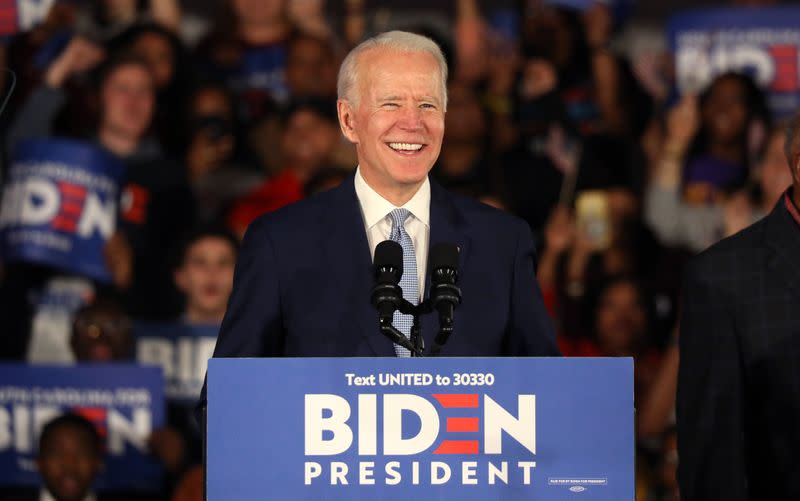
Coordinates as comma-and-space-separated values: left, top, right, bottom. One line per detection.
337, 99, 359, 144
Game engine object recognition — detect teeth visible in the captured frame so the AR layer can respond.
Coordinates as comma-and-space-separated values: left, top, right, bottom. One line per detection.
388, 143, 423, 151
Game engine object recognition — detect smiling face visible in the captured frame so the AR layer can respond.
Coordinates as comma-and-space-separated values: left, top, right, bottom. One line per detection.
338, 49, 445, 204
37, 424, 101, 501
100, 63, 155, 143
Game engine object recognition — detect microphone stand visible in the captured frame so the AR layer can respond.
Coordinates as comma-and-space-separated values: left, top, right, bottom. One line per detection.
394, 299, 431, 357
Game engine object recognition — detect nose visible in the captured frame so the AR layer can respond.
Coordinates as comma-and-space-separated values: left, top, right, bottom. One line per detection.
396, 106, 423, 131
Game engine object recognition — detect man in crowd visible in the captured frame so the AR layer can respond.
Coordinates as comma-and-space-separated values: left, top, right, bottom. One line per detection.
678, 112, 800, 500
0, 413, 132, 501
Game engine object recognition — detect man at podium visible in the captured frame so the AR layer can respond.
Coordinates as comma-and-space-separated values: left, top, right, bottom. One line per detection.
202, 30, 558, 389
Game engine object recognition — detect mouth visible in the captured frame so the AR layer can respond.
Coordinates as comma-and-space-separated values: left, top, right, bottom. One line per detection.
89, 343, 114, 362
386, 142, 426, 155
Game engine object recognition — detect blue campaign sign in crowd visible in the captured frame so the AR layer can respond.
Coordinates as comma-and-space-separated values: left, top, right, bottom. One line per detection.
135, 322, 219, 405
0, 364, 165, 491
0, 138, 124, 282
669, 6, 800, 117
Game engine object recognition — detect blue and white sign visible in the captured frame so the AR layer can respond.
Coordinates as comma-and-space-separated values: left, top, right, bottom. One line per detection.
207, 357, 633, 500
0, 364, 165, 491
135, 322, 218, 405
0, 138, 124, 281
668, 6, 800, 118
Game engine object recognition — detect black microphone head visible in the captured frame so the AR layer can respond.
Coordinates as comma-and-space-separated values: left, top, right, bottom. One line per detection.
374, 240, 403, 283
429, 242, 459, 272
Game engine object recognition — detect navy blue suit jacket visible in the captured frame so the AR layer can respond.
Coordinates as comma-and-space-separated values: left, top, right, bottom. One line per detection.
200, 176, 558, 408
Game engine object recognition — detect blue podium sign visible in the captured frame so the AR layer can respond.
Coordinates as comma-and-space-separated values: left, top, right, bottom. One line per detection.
207, 357, 633, 500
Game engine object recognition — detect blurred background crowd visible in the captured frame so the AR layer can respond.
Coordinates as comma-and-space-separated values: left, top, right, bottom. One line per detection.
0, 0, 797, 499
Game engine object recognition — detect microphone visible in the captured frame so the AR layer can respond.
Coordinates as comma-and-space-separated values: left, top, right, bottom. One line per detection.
372, 240, 403, 319
429, 243, 461, 350
371, 240, 420, 355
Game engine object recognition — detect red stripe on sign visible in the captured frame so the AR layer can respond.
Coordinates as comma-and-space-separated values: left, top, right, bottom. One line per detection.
51, 217, 76, 232
73, 407, 106, 421
446, 417, 479, 433
433, 440, 479, 454
432, 394, 479, 408
61, 201, 83, 215
770, 45, 798, 92
59, 182, 87, 198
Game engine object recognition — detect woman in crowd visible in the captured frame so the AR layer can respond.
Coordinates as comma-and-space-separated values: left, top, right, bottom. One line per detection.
645, 72, 771, 252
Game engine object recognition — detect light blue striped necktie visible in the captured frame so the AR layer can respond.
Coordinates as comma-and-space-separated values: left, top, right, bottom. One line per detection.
389, 208, 418, 357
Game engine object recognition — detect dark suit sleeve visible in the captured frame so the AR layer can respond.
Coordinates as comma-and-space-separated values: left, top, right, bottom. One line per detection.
197, 218, 284, 411
214, 218, 284, 358
504, 220, 560, 356
677, 259, 748, 501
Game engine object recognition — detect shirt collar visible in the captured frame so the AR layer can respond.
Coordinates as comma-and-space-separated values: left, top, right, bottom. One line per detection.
354, 167, 431, 228
783, 187, 800, 228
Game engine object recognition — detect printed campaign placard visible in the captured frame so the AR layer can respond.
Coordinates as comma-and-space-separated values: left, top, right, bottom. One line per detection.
135, 322, 218, 405
0, 364, 165, 491
207, 357, 633, 500
0, 138, 124, 281
668, 6, 800, 118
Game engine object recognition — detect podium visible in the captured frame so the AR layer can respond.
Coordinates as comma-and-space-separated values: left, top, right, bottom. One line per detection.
206, 357, 633, 500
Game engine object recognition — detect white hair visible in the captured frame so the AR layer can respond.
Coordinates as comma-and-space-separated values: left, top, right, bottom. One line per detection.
337, 30, 448, 110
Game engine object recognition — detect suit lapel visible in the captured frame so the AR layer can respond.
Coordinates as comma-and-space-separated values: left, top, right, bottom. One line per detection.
322, 177, 396, 356
765, 200, 800, 298
422, 180, 472, 354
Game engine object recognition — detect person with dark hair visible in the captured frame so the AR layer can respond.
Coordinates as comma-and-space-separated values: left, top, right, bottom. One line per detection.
645, 72, 771, 251
678, 111, 800, 500
65, 293, 194, 498
5, 36, 196, 321
285, 32, 339, 100
173, 228, 239, 326
70, 297, 134, 363
226, 97, 341, 237
587, 275, 661, 398
35, 414, 103, 501
107, 22, 194, 152
0, 413, 128, 501
181, 82, 264, 226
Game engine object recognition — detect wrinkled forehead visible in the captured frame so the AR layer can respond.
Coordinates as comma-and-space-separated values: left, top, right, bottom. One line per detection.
356, 48, 444, 102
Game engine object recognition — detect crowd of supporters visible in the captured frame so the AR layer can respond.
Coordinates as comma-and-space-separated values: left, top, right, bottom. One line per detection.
0, 1, 792, 499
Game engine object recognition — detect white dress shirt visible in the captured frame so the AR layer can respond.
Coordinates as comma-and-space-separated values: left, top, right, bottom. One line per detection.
354, 167, 430, 298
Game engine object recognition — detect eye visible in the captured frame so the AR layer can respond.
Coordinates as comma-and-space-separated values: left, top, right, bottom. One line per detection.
420, 103, 436, 110
382, 102, 399, 108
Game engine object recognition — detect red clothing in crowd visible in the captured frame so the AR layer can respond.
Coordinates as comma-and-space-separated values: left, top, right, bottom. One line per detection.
227, 170, 304, 236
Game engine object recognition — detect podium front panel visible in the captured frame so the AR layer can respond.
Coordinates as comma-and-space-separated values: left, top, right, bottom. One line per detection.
207, 357, 633, 500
